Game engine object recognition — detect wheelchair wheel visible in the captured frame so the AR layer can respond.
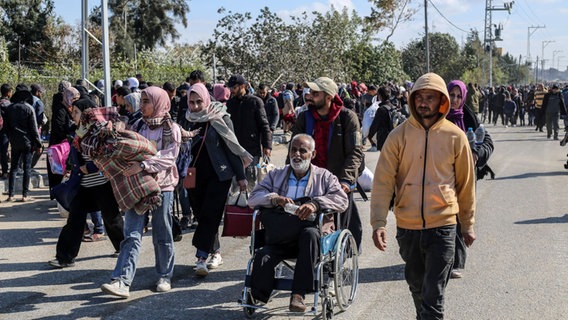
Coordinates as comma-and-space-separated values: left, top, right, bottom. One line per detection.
322, 297, 334, 320
333, 229, 359, 311
243, 290, 256, 319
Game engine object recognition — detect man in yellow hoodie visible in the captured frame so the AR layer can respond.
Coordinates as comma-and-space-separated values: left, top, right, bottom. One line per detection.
370, 72, 476, 319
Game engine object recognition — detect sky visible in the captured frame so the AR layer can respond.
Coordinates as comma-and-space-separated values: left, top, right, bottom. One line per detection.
53, 0, 568, 70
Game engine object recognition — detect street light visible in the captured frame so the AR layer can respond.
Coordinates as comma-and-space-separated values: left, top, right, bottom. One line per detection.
541, 40, 555, 81
552, 50, 562, 70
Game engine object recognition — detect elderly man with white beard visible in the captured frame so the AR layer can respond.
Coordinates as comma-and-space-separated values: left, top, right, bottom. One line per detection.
247, 133, 348, 313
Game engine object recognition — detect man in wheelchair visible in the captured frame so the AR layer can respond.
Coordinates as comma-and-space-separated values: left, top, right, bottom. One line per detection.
247, 134, 348, 312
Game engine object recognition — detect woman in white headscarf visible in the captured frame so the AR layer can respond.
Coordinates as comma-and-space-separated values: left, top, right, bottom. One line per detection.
185, 83, 250, 277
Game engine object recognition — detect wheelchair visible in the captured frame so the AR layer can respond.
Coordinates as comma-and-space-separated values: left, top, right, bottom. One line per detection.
238, 208, 359, 319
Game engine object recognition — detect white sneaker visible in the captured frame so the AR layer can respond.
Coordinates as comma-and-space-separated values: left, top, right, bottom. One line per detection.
101, 279, 130, 298
195, 259, 209, 277
207, 253, 224, 269
450, 269, 463, 279
156, 277, 171, 292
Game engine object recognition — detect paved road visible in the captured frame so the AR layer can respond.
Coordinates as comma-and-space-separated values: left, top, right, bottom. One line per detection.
1, 125, 567, 319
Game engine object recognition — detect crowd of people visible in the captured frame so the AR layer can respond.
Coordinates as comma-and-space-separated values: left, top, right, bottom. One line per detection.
2, 69, 567, 318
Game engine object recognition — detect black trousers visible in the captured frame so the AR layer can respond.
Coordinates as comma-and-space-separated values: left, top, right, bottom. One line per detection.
342, 192, 362, 251
397, 225, 456, 320
0, 132, 9, 175
189, 177, 232, 256
251, 227, 320, 303
55, 183, 124, 263
8, 148, 32, 197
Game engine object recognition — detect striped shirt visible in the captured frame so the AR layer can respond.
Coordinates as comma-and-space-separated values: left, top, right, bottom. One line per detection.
80, 154, 109, 187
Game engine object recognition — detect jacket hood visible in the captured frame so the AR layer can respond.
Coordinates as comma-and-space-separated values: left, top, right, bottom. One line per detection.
408, 72, 450, 120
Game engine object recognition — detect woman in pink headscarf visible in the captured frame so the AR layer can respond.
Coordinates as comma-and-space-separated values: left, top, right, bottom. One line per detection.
101, 86, 181, 298
185, 82, 250, 277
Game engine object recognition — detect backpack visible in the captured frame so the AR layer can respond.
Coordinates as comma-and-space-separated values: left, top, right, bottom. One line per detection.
388, 108, 406, 129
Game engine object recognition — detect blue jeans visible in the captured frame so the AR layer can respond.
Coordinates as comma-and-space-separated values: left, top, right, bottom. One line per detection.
8, 148, 32, 197
111, 191, 174, 286
90, 211, 105, 234
396, 225, 456, 320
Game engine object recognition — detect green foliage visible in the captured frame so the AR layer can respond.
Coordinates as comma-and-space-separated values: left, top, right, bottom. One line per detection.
0, 0, 57, 66
402, 32, 466, 82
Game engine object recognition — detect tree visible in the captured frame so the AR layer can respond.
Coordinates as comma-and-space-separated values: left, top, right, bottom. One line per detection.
205, 6, 365, 85
0, 0, 58, 67
401, 32, 464, 81
90, 0, 190, 58
364, 0, 418, 44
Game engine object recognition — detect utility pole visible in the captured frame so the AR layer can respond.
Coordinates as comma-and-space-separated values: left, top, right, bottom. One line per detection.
527, 25, 545, 84
424, 0, 430, 73
541, 40, 555, 82
483, 0, 513, 87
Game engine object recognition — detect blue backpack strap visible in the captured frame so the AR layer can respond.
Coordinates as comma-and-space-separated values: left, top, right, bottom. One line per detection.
305, 110, 315, 136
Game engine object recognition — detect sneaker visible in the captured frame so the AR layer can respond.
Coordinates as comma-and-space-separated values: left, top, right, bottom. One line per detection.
19, 196, 34, 202
101, 279, 130, 298
207, 253, 223, 269
156, 277, 171, 292
450, 269, 463, 279
48, 259, 75, 269
195, 258, 209, 277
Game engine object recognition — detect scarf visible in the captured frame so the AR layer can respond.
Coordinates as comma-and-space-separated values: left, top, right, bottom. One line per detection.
446, 80, 467, 132
141, 86, 178, 147
310, 94, 343, 168
187, 83, 253, 168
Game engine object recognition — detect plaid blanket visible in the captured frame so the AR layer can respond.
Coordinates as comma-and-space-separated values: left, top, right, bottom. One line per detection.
79, 114, 162, 214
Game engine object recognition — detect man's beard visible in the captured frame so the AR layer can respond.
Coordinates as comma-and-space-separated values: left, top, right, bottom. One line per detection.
307, 99, 325, 111
290, 157, 311, 173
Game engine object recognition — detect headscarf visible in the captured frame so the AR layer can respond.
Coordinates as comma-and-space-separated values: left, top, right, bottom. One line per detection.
63, 87, 80, 108
124, 92, 141, 112
213, 83, 230, 102
446, 80, 467, 132
142, 86, 171, 123
186, 83, 253, 168
141, 86, 177, 147
128, 77, 139, 91
58, 80, 71, 93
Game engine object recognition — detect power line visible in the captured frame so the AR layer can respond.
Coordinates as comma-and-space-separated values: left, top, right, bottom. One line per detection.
427, 0, 469, 34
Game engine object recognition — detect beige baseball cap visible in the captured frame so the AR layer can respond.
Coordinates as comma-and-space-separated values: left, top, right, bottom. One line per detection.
305, 77, 338, 97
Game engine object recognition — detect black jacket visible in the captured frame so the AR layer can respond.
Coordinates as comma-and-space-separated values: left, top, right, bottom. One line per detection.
190, 115, 246, 182
49, 92, 75, 146
463, 106, 494, 170
226, 93, 272, 157
4, 102, 42, 150
368, 100, 395, 151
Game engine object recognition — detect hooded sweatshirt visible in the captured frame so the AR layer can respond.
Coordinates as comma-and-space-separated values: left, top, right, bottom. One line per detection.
370, 73, 476, 233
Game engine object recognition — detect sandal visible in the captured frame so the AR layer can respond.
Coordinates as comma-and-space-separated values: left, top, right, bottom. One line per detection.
91, 233, 106, 242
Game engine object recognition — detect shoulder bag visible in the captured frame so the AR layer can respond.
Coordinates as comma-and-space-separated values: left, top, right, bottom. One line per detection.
183, 124, 208, 189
